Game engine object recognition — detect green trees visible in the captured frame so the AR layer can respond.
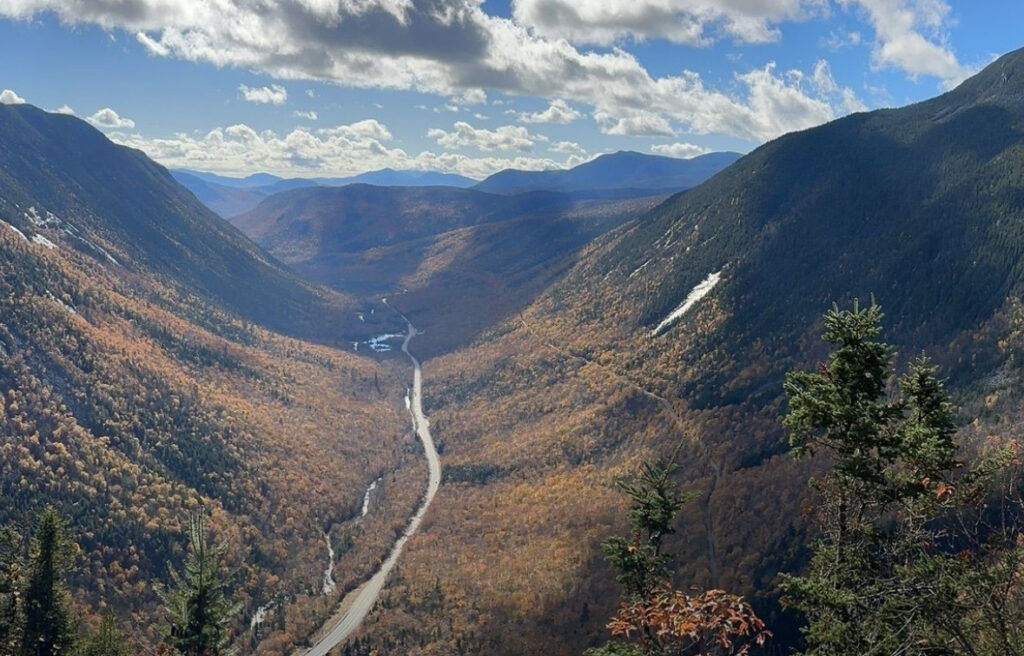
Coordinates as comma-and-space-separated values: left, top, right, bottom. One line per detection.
20, 508, 77, 656
589, 458, 769, 656
80, 614, 130, 656
0, 527, 24, 656
159, 513, 236, 656
783, 300, 1024, 655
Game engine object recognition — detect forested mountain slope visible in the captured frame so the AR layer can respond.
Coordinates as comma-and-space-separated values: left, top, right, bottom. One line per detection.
339, 46, 1024, 655
0, 105, 414, 649
0, 104, 374, 345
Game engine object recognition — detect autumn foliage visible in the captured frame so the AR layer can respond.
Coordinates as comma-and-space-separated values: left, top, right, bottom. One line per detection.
610, 587, 769, 656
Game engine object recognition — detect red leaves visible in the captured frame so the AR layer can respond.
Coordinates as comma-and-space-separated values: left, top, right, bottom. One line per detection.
609, 587, 771, 655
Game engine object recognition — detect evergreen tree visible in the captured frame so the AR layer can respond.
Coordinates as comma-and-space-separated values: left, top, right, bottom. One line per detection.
781, 300, 1023, 655
19, 507, 77, 656
159, 513, 236, 656
588, 457, 769, 656
601, 458, 692, 601
80, 613, 130, 656
0, 527, 24, 656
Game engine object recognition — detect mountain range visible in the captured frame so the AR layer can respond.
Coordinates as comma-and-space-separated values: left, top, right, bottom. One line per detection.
172, 151, 739, 218
171, 167, 477, 217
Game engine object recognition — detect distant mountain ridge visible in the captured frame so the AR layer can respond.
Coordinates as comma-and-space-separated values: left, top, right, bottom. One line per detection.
473, 150, 742, 195
172, 168, 477, 217
173, 152, 739, 217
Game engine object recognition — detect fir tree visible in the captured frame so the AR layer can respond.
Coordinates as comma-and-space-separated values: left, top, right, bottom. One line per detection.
19, 507, 77, 656
0, 527, 24, 656
159, 513, 236, 656
81, 613, 130, 656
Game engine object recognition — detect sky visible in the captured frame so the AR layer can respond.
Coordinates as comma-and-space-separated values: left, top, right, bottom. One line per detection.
0, 1, 1021, 181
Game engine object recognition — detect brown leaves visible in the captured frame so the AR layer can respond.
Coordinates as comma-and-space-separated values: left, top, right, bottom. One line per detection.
609, 587, 771, 655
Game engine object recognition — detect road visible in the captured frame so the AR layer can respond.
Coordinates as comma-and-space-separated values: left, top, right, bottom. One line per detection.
298, 320, 441, 656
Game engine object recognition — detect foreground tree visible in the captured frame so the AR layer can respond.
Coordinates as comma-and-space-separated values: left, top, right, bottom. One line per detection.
80, 613, 130, 656
782, 300, 1024, 655
588, 458, 770, 656
0, 527, 24, 656
20, 507, 78, 656
159, 513, 236, 656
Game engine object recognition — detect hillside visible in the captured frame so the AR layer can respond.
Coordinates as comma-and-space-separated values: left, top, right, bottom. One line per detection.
232, 184, 666, 355
0, 106, 415, 649
474, 150, 741, 195
0, 105, 382, 345
337, 46, 1024, 654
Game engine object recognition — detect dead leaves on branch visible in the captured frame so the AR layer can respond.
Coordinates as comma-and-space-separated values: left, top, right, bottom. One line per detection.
610, 587, 770, 656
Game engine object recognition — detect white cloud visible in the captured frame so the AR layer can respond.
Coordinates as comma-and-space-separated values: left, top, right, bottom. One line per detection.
550, 140, 587, 157
595, 109, 676, 137
239, 84, 288, 105
650, 142, 712, 158
0, 0, 869, 144
512, 0, 826, 46
518, 99, 582, 124
0, 89, 26, 104
840, 0, 972, 87
427, 121, 543, 152
52, 104, 76, 115
87, 108, 135, 129
293, 110, 319, 120
106, 119, 575, 179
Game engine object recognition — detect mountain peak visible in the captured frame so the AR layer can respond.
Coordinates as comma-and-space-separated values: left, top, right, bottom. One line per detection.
946, 45, 1024, 107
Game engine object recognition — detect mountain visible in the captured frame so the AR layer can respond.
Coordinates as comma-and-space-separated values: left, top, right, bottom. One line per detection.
231, 184, 666, 354
317, 167, 476, 188
0, 104, 414, 648
474, 150, 742, 195
341, 46, 1024, 655
173, 169, 285, 188
173, 168, 476, 217
171, 170, 321, 217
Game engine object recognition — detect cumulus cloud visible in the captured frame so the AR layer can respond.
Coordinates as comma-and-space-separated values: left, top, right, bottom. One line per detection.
427, 121, 543, 152
293, 110, 318, 120
52, 105, 76, 115
518, 99, 582, 124
511, 0, 825, 47
0, 89, 26, 104
595, 109, 676, 137
87, 108, 136, 129
0, 0, 872, 145
550, 140, 586, 157
841, 0, 972, 87
650, 142, 712, 158
106, 119, 573, 179
239, 84, 288, 105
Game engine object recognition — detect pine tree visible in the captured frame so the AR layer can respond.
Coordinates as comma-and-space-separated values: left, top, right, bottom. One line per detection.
81, 613, 130, 656
780, 300, 980, 655
0, 527, 24, 656
159, 513, 236, 656
19, 507, 77, 656
588, 457, 769, 656
600, 458, 691, 601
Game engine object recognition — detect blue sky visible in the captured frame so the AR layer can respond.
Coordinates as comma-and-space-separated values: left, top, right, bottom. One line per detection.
0, 1, 1021, 180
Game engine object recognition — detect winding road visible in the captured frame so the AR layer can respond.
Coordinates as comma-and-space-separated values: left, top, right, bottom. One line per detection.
298, 320, 441, 656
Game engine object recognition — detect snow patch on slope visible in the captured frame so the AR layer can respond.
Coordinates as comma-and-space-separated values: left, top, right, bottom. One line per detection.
31, 234, 57, 249
651, 271, 722, 336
